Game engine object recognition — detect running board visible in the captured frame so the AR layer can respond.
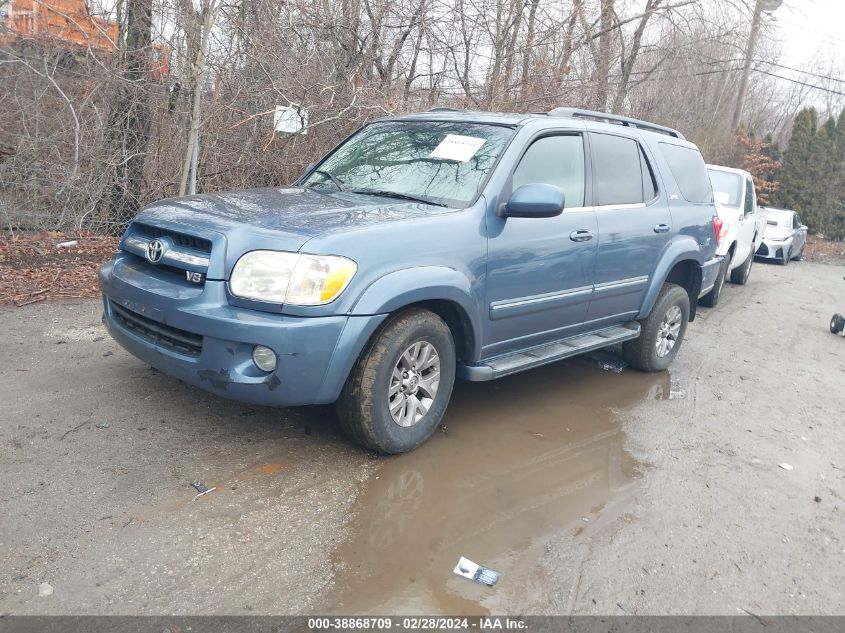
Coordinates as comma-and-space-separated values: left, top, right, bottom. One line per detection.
458, 322, 641, 381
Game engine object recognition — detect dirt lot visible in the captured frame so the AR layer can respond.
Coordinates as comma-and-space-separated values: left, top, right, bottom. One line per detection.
0, 258, 844, 615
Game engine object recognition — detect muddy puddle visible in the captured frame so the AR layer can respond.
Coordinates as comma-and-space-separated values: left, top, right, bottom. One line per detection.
327, 356, 673, 614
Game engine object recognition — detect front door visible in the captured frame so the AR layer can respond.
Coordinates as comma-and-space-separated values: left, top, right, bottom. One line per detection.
793, 212, 808, 254
485, 133, 597, 357
585, 132, 672, 322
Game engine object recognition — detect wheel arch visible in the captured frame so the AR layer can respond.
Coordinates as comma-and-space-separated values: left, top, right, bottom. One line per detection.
640, 240, 704, 322
349, 266, 482, 360
316, 267, 482, 404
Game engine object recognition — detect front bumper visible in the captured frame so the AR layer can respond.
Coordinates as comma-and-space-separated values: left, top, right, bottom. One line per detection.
697, 255, 724, 297
100, 258, 386, 407
756, 238, 792, 261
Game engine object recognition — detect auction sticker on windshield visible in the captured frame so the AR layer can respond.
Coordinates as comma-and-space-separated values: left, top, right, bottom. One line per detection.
430, 134, 486, 162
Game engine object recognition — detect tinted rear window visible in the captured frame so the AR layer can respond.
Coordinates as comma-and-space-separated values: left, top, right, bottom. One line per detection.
659, 143, 713, 203
591, 133, 644, 206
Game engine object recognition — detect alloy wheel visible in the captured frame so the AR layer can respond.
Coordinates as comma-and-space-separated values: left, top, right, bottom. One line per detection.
655, 305, 682, 358
388, 341, 441, 427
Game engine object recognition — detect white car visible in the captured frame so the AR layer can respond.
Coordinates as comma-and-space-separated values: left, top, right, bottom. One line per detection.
700, 165, 766, 307
756, 206, 808, 265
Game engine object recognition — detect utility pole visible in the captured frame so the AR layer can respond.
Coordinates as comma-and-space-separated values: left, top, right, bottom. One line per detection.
732, 0, 781, 131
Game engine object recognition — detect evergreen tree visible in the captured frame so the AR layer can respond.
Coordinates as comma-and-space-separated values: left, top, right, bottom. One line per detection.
829, 110, 845, 240
773, 108, 820, 229
774, 107, 845, 239
811, 117, 838, 228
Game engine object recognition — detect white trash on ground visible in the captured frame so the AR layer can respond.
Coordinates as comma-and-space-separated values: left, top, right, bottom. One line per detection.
453, 556, 500, 586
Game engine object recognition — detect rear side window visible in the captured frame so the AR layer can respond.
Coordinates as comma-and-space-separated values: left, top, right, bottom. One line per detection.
659, 143, 713, 203
708, 169, 742, 207
591, 133, 644, 206
512, 135, 586, 208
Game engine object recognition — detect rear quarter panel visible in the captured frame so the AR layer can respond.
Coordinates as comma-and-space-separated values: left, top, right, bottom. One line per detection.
638, 135, 718, 316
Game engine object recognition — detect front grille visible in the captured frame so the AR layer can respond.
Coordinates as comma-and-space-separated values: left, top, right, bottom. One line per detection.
110, 301, 203, 356
132, 223, 212, 254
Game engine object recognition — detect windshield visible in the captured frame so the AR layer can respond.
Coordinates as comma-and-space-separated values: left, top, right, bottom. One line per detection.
765, 209, 792, 228
301, 121, 514, 207
708, 169, 742, 208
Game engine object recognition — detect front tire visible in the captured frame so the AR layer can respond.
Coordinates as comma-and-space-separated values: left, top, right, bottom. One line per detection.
336, 308, 456, 454
791, 244, 804, 261
623, 283, 690, 372
831, 313, 845, 335
730, 249, 754, 284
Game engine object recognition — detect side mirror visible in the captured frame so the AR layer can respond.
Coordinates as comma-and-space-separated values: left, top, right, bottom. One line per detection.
800, 225, 808, 231
501, 183, 564, 218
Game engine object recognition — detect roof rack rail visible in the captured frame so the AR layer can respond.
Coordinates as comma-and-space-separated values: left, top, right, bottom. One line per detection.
428, 107, 466, 112
547, 107, 684, 140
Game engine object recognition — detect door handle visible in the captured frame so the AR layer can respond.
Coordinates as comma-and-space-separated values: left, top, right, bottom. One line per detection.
570, 230, 594, 242
654, 223, 671, 233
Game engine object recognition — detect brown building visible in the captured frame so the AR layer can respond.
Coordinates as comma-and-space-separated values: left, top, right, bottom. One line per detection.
2, 0, 170, 78
2, 0, 119, 52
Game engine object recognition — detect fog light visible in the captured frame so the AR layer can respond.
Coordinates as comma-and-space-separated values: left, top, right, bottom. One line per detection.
252, 345, 277, 372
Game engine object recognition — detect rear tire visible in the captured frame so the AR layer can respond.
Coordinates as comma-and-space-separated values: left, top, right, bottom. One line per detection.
623, 283, 690, 372
336, 308, 456, 454
730, 249, 753, 284
699, 255, 729, 308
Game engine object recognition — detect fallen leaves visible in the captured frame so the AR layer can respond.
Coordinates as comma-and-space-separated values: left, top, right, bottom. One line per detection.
804, 237, 845, 265
0, 232, 119, 306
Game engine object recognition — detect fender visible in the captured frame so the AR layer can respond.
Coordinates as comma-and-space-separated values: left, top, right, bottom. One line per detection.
314, 266, 483, 403
638, 236, 704, 320
351, 266, 483, 356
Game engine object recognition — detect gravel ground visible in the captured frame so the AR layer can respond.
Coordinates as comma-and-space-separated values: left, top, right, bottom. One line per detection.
0, 258, 843, 615
541, 258, 845, 615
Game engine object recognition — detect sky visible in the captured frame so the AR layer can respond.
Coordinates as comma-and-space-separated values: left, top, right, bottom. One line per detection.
775, 0, 845, 71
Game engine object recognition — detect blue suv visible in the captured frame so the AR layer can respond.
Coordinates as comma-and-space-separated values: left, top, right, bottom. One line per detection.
100, 108, 723, 453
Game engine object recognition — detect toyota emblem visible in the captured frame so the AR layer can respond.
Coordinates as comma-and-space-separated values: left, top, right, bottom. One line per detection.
146, 238, 166, 264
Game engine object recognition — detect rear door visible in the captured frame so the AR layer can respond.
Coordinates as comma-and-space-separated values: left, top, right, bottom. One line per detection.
484, 133, 598, 356
585, 132, 671, 323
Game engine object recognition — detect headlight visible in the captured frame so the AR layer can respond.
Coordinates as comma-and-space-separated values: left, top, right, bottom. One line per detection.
230, 251, 357, 305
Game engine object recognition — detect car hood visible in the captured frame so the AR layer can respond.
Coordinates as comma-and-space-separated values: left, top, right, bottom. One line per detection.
764, 225, 792, 240
136, 187, 452, 249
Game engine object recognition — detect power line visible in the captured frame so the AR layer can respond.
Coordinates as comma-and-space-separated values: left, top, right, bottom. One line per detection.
754, 59, 845, 86
751, 66, 845, 97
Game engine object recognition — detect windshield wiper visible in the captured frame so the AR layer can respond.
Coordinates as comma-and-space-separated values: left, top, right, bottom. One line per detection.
347, 188, 447, 208
312, 169, 345, 191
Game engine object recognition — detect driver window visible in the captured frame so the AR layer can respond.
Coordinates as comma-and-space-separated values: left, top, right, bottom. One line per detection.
512, 135, 585, 208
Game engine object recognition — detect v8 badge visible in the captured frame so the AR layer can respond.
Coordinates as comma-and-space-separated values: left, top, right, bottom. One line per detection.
186, 271, 205, 283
